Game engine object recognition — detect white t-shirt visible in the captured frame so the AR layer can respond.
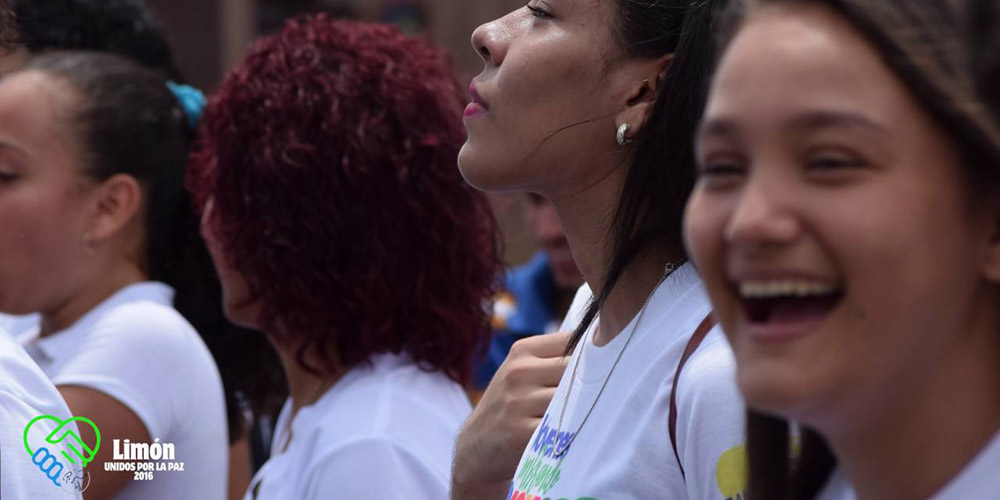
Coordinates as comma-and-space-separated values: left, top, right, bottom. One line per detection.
0, 313, 40, 336
1, 328, 82, 500
245, 352, 471, 500
507, 263, 747, 500
817, 428, 1000, 500
17, 282, 228, 500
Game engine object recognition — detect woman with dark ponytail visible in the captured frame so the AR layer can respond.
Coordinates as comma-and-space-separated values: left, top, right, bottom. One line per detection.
685, 0, 1000, 498
0, 51, 228, 499
0, 4, 91, 499
0, 1, 286, 496
451, 1, 747, 499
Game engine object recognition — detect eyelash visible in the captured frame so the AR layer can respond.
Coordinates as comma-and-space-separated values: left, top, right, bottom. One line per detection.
697, 154, 746, 177
700, 164, 743, 177
696, 158, 746, 192
526, 3, 552, 18
806, 154, 865, 171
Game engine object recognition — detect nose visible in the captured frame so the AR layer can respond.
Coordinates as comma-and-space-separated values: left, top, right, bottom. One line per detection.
724, 179, 800, 250
471, 15, 511, 68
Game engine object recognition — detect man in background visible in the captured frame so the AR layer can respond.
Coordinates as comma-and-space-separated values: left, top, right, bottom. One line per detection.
474, 193, 584, 390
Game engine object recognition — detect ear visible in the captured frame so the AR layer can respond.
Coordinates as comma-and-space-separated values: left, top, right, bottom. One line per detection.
615, 53, 675, 142
85, 174, 143, 245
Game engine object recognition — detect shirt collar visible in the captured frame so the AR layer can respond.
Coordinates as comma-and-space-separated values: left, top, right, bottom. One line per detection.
18, 281, 174, 367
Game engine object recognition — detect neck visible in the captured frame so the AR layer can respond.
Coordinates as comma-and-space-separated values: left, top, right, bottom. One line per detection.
39, 262, 146, 337
274, 342, 343, 417
549, 167, 675, 347
820, 298, 1000, 500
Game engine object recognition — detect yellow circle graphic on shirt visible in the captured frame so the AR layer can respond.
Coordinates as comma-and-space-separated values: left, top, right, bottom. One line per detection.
716, 444, 748, 499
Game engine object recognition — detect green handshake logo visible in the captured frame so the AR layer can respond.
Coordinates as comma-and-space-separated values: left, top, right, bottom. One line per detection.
23, 415, 101, 489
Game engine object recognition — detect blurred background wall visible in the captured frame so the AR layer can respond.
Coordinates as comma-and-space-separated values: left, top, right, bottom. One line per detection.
143, 0, 536, 267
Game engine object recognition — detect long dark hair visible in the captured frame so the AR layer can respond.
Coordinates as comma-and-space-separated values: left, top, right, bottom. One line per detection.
713, 0, 1000, 498
569, 0, 731, 350
25, 51, 284, 442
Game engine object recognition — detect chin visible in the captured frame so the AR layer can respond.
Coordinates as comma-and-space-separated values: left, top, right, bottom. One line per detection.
457, 141, 529, 193
0, 294, 16, 314
736, 361, 825, 421
458, 146, 497, 191
0, 288, 36, 316
221, 294, 262, 330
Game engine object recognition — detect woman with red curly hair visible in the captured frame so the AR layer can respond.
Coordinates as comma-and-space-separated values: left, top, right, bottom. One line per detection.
187, 14, 501, 500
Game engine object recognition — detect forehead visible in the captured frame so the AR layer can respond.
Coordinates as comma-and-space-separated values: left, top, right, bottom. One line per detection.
705, 4, 913, 130
549, 0, 619, 32
0, 70, 79, 122
594, 0, 622, 38
584, 0, 617, 19
0, 71, 83, 160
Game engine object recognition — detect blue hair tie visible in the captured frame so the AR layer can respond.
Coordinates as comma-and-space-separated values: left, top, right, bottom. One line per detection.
167, 81, 206, 128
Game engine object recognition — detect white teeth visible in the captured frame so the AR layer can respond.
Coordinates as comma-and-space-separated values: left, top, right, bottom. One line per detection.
738, 280, 839, 299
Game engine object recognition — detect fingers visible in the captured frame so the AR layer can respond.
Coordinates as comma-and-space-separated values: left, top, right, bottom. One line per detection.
511, 330, 573, 359
517, 416, 544, 443
535, 356, 570, 386
529, 330, 574, 358
451, 335, 569, 495
522, 387, 557, 418
503, 354, 568, 389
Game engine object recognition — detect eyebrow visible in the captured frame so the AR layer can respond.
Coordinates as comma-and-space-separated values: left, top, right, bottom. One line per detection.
696, 118, 739, 143
786, 110, 890, 136
697, 110, 891, 143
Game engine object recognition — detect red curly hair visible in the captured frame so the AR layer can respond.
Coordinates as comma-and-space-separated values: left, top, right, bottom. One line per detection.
186, 15, 501, 385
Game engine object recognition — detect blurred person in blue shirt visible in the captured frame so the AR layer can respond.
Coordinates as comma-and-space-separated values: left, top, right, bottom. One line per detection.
474, 193, 584, 390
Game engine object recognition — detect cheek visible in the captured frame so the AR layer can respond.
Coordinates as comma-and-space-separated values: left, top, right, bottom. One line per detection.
684, 189, 735, 312
0, 190, 88, 311
825, 180, 979, 325
203, 233, 240, 297
202, 234, 260, 328
764, 184, 985, 418
683, 189, 726, 268
499, 37, 597, 112
460, 39, 613, 191
214, 266, 256, 327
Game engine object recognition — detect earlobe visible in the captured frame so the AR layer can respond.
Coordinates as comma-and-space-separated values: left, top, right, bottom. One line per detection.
87, 174, 143, 244
615, 99, 653, 145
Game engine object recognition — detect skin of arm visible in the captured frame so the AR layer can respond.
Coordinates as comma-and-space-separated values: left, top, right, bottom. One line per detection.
228, 435, 252, 500
58, 385, 151, 500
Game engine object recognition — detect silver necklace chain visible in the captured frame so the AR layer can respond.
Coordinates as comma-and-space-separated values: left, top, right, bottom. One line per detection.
552, 262, 682, 458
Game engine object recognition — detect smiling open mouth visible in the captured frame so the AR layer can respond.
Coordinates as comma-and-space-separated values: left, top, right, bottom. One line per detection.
739, 280, 844, 325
